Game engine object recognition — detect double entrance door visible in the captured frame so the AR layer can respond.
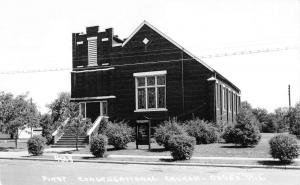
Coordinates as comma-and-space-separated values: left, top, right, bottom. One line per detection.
80, 101, 107, 122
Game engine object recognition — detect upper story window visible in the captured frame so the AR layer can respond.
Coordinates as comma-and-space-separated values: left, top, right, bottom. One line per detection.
134, 70, 167, 112
87, 37, 98, 67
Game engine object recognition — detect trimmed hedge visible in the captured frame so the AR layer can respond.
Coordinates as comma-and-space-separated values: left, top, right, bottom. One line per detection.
269, 134, 299, 163
27, 135, 46, 156
154, 119, 186, 149
168, 134, 196, 160
185, 119, 219, 144
90, 134, 108, 157
105, 121, 133, 149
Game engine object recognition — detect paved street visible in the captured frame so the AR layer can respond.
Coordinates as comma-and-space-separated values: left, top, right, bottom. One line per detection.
0, 159, 299, 185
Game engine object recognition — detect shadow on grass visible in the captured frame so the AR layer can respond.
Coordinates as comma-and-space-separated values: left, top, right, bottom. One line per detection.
257, 160, 293, 166
81, 154, 108, 160
220, 145, 252, 149
149, 148, 168, 153
107, 148, 124, 152
58, 150, 76, 154
159, 158, 176, 162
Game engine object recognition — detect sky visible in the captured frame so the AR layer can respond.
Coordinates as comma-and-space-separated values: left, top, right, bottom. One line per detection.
0, 0, 299, 114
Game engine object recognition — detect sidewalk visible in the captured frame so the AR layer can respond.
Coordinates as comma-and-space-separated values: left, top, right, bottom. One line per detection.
0, 148, 299, 170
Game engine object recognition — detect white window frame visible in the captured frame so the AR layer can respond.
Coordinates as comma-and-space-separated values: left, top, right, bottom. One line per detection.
134, 70, 167, 112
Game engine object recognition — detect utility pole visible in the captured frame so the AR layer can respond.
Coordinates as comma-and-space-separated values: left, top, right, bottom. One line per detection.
288, 85, 291, 109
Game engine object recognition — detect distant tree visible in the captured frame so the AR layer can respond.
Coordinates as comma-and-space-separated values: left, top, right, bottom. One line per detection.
262, 113, 278, 133
274, 107, 290, 132
241, 101, 252, 111
26, 98, 40, 137
252, 108, 269, 132
0, 92, 40, 148
288, 102, 300, 135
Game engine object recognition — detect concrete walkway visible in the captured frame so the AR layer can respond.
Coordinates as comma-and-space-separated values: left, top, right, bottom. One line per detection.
1, 149, 299, 162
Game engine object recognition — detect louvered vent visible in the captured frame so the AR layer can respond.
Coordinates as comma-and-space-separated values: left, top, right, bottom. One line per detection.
88, 37, 97, 66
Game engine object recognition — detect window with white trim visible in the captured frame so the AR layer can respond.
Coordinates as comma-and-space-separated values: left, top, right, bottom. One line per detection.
134, 71, 167, 111
87, 37, 97, 66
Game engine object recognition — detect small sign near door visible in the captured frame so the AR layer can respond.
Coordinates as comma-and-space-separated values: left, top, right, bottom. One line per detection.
135, 120, 151, 150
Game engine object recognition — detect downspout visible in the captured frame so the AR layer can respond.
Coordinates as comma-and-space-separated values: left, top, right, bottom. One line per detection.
181, 51, 185, 115
213, 72, 217, 123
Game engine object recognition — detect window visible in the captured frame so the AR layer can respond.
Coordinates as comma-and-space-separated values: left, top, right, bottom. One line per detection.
216, 84, 219, 108
219, 84, 222, 110
233, 93, 236, 113
223, 87, 226, 110
87, 37, 97, 66
134, 71, 167, 111
229, 91, 232, 112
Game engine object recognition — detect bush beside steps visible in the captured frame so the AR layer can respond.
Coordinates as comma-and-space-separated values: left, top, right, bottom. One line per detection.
90, 134, 108, 158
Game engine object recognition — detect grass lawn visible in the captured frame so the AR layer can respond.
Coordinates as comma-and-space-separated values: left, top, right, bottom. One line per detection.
68, 133, 299, 158
0, 140, 28, 152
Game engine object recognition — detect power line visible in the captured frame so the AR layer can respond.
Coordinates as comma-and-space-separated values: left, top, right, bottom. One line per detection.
0, 68, 70, 75
199, 45, 299, 59
0, 45, 298, 75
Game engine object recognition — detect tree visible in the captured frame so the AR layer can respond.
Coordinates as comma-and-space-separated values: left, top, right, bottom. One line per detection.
274, 107, 290, 132
288, 102, 300, 135
0, 92, 40, 148
39, 113, 53, 144
252, 108, 269, 132
42, 92, 76, 144
64, 104, 91, 150
47, 92, 73, 127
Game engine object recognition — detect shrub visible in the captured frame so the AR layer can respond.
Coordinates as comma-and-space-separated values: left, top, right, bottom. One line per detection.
269, 134, 299, 163
154, 119, 186, 149
222, 125, 236, 143
105, 121, 133, 149
168, 134, 196, 160
98, 119, 108, 134
261, 115, 278, 133
90, 134, 107, 157
27, 135, 46, 156
185, 118, 219, 144
223, 109, 261, 147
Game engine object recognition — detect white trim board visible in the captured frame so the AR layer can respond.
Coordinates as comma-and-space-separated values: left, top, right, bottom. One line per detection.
72, 67, 115, 73
71, 96, 116, 101
133, 70, 167, 77
122, 20, 214, 72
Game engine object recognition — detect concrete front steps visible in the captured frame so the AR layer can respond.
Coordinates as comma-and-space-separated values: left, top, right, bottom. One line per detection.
51, 132, 87, 148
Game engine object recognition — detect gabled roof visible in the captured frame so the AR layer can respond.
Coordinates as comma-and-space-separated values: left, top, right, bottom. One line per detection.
122, 21, 240, 92
122, 20, 214, 72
